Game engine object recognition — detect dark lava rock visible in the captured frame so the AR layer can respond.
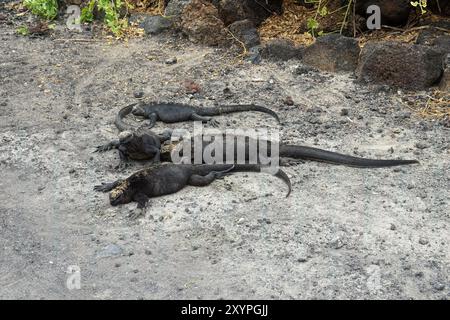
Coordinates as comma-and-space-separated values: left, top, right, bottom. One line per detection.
181, 0, 228, 46
228, 19, 260, 48
439, 54, 450, 91
303, 34, 360, 73
218, 0, 283, 26
165, 0, 193, 16
261, 39, 302, 61
142, 15, 174, 35
357, 41, 445, 90
355, 0, 412, 26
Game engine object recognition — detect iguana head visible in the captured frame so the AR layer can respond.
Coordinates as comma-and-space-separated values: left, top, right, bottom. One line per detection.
118, 131, 134, 144
109, 181, 133, 206
131, 105, 146, 117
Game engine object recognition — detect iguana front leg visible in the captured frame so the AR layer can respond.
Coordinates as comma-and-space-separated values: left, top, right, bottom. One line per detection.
94, 140, 120, 153
116, 149, 131, 170
128, 193, 149, 219
191, 113, 219, 127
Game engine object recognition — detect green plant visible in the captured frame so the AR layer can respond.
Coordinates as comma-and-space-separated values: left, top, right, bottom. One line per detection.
411, 0, 428, 14
16, 25, 30, 36
23, 0, 58, 20
81, 0, 96, 23
80, 0, 129, 36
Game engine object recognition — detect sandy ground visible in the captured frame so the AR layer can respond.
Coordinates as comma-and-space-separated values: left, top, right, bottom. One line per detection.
0, 16, 449, 299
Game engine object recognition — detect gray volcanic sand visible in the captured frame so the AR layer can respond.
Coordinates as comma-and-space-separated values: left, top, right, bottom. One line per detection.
0, 21, 448, 299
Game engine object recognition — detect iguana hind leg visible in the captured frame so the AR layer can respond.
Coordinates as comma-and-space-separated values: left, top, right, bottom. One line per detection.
191, 113, 219, 127
188, 166, 235, 186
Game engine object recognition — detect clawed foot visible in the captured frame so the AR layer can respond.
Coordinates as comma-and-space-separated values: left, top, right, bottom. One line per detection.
94, 144, 113, 153
207, 119, 220, 127
128, 208, 145, 220
94, 182, 116, 192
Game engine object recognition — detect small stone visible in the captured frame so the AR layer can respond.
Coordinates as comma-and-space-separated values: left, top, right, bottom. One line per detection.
390, 223, 396, 230
133, 91, 144, 98
432, 282, 445, 291
415, 142, 429, 149
97, 244, 123, 258
418, 238, 429, 245
330, 237, 345, 249
165, 57, 177, 65
144, 249, 152, 255
284, 96, 294, 106
340, 108, 349, 116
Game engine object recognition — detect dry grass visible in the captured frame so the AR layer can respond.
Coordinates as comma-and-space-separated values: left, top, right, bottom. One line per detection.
402, 90, 450, 120
128, 0, 165, 15
259, 0, 315, 46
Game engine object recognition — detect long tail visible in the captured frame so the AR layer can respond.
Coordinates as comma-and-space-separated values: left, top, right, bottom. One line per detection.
280, 145, 419, 168
114, 103, 138, 132
192, 164, 291, 197
200, 104, 280, 123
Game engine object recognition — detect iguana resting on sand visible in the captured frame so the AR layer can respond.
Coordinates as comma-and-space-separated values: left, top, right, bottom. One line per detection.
94, 129, 172, 168
96, 132, 419, 168
114, 102, 280, 131
94, 163, 291, 219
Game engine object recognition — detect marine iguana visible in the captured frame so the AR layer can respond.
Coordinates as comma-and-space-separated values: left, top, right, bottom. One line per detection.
98, 132, 419, 168
114, 102, 280, 131
94, 163, 292, 218
94, 129, 172, 168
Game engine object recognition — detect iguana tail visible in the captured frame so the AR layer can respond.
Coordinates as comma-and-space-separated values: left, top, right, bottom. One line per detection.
280, 145, 419, 168
200, 105, 280, 123
192, 164, 291, 197
115, 103, 138, 132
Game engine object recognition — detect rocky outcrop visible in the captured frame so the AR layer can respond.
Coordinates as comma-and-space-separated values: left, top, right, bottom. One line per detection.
218, 0, 283, 26
357, 41, 445, 90
355, 0, 411, 26
180, 0, 228, 46
228, 19, 260, 49
260, 39, 302, 62
302, 34, 360, 73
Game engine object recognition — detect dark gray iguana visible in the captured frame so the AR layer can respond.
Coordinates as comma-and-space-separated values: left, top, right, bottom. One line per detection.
114, 102, 280, 131
94, 163, 292, 219
94, 129, 173, 168
96, 133, 419, 168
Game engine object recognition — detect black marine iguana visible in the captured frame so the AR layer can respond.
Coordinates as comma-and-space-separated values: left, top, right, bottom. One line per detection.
114, 102, 280, 131
94, 129, 172, 168
94, 163, 291, 218
97, 133, 419, 168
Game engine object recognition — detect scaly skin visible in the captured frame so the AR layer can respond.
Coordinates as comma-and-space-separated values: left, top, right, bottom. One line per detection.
114, 102, 280, 131
105, 133, 418, 168
94, 163, 291, 218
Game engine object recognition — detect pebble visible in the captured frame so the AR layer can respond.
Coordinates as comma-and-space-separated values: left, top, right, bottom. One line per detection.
418, 238, 429, 245
415, 142, 429, 149
432, 282, 445, 291
284, 96, 294, 106
97, 244, 123, 258
165, 57, 177, 65
133, 91, 144, 98
340, 108, 349, 116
